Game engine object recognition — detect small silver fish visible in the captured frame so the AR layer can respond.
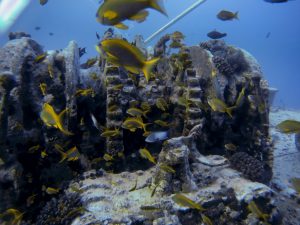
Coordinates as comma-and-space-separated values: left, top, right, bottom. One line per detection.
145, 131, 168, 143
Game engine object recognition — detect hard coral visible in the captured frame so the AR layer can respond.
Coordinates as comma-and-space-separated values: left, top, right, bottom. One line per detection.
212, 56, 234, 76
229, 152, 272, 184
36, 193, 83, 225
201, 40, 249, 76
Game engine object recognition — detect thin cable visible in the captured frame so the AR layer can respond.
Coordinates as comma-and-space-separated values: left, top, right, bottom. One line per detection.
145, 0, 207, 44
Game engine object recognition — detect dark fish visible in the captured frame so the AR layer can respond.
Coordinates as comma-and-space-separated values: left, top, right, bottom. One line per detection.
265, 32, 271, 38
35, 26, 41, 31
207, 30, 227, 39
49, 32, 54, 36
96, 0, 167, 30
264, 0, 289, 3
96, 32, 100, 40
40, 0, 48, 5
79, 47, 87, 58
217, 10, 238, 21
145, 131, 168, 143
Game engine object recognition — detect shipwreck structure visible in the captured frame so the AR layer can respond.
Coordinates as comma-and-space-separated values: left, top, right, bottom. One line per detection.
0, 32, 281, 224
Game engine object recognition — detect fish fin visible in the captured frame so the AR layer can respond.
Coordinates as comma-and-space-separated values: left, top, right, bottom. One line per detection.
129, 10, 149, 22
142, 57, 160, 82
234, 11, 239, 20
95, 45, 105, 57
124, 65, 140, 74
114, 23, 128, 30
103, 10, 118, 20
149, 0, 168, 16
226, 106, 236, 118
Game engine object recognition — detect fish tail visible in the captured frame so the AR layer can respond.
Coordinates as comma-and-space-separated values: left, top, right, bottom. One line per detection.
234, 11, 239, 20
262, 214, 270, 223
143, 123, 151, 132
226, 106, 236, 118
142, 57, 160, 82
54, 144, 67, 163
149, 0, 168, 16
57, 109, 74, 136
143, 110, 149, 118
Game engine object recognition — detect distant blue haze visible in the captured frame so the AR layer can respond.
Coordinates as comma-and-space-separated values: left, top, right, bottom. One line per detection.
0, 0, 299, 108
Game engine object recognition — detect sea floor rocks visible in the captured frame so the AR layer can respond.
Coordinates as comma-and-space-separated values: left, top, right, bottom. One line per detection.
70, 147, 275, 225
269, 108, 300, 225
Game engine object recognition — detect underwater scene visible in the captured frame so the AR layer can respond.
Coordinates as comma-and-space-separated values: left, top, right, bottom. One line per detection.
0, 0, 300, 224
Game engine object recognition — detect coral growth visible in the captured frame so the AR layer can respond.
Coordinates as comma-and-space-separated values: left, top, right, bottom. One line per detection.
229, 152, 272, 184
36, 193, 83, 225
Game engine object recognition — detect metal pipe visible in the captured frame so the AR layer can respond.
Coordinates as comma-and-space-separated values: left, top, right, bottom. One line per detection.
145, 0, 207, 44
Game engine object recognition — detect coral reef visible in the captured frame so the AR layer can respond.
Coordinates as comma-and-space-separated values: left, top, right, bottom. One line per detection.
0, 33, 282, 224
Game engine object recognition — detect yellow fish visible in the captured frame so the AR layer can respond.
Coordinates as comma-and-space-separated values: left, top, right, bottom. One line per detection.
39, 83, 47, 96
34, 53, 47, 63
112, 84, 124, 91
201, 214, 213, 225
139, 148, 156, 164
208, 98, 235, 118
96, 0, 167, 30
48, 63, 54, 78
41, 149, 48, 158
154, 120, 169, 127
103, 153, 114, 161
66, 207, 89, 218
172, 193, 205, 211
44, 186, 60, 195
235, 87, 246, 107
26, 194, 37, 207
160, 164, 175, 173
70, 185, 84, 194
75, 88, 95, 97
28, 144, 41, 153
122, 117, 149, 132
156, 98, 168, 111
247, 201, 269, 224
141, 102, 151, 111
40, 103, 73, 135
54, 144, 80, 163
100, 127, 121, 138
224, 143, 237, 151
0, 208, 24, 225
108, 105, 119, 112
276, 120, 300, 134
96, 39, 160, 82
211, 67, 218, 78
127, 107, 148, 118
85, 57, 98, 67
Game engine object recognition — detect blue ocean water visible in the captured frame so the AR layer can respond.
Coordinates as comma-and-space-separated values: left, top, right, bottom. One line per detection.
0, 0, 299, 108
